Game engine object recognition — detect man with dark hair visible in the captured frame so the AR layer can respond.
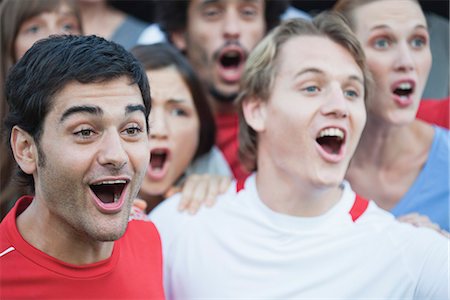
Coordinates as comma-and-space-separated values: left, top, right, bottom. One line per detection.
0, 35, 164, 299
156, 0, 289, 181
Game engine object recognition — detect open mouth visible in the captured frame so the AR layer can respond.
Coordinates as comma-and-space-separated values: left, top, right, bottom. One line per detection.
216, 47, 246, 83
150, 149, 168, 171
90, 180, 128, 204
316, 128, 345, 155
392, 81, 414, 98
219, 50, 244, 69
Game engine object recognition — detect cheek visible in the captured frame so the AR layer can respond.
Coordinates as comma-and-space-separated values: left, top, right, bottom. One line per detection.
14, 35, 32, 61
172, 119, 200, 160
246, 23, 266, 50
418, 50, 432, 80
130, 142, 151, 173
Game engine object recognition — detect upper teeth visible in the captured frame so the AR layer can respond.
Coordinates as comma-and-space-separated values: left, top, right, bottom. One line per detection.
398, 82, 412, 90
319, 128, 344, 139
93, 180, 126, 185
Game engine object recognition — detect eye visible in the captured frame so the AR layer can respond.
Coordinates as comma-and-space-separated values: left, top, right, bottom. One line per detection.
202, 6, 222, 19
240, 6, 257, 19
302, 85, 320, 94
123, 125, 143, 136
62, 23, 75, 32
410, 36, 427, 49
170, 107, 188, 117
25, 25, 40, 34
344, 89, 359, 99
74, 128, 95, 139
373, 37, 391, 50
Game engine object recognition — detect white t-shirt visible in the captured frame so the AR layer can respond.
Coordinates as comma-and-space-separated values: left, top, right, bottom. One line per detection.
150, 174, 449, 300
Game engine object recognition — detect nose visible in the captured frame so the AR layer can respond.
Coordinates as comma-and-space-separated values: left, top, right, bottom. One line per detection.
393, 42, 415, 72
321, 86, 349, 118
97, 129, 128, 170
149, 109, 168, 140
222, 9, 241, 40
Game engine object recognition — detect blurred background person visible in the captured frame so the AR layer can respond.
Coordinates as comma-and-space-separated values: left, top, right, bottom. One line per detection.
0, 0, 82, 220
334, 0, 449, 232
131, 43, 232, 213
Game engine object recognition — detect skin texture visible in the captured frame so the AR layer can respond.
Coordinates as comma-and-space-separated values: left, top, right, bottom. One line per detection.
13, 77, 149, 265
14, 4, 81, 60
172, 0, 266, 113
139, 67, 200, 203
244, 36, 366, 217
352, 0, 431, 125
346, 0, 434, 210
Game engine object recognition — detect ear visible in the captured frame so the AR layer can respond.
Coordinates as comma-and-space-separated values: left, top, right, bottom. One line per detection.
10, 126, 38, 175
170, 30, 187, 51
242, 97, 267, 132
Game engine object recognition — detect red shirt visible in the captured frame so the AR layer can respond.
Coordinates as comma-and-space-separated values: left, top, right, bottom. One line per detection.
0, 196, 165, 299
417, 97, 449, 129
215, 112, 250, 181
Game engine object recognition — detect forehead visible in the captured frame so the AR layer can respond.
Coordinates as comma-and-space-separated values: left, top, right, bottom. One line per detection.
49, 77, 144, 118
353, 0, 426, 32
276, 35, 363, 80
146, 66, 194, 105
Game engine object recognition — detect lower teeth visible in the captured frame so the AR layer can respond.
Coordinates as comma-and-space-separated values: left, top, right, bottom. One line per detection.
114, 193, 120, 203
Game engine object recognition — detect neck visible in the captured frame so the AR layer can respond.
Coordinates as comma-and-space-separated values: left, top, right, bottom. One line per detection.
16, 197, 113, 265
255, 155, 343, 217
207, 92, 237, 115
351, 114, 424, 168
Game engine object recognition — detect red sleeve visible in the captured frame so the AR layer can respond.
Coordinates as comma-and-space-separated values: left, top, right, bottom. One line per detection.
416, 97, 449, 129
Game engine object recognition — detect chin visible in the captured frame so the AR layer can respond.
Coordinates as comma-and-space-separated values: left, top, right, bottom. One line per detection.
313, 169, 346, 189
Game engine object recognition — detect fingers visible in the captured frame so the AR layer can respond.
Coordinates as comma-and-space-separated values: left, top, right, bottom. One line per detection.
397, 213, 441, 232
177, 174, 232, 214
177, 174, 201, 212
129, 198, 149, 221
133, 198, 148, 211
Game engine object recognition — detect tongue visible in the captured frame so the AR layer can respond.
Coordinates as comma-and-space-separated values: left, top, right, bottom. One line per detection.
150, 154, 165, 170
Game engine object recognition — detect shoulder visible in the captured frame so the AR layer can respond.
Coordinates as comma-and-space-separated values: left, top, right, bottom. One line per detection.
185, 146, 233, 177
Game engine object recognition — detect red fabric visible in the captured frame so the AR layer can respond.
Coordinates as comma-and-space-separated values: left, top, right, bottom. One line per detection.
416, 97, 449, 129
0, 196, 165, 299
215, 112, 250, 181
236, 178, 246, 192
349, 194, 369, 222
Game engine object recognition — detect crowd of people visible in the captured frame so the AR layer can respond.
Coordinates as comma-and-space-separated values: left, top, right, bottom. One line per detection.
0, 0, 448, 299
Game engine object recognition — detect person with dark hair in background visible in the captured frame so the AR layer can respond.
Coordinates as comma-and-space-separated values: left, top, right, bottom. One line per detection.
150, 13, 448, 299
131, 43, 232, 213
0, 35, 164, 299
0, 0, 82, 220
156, 0, 289, 181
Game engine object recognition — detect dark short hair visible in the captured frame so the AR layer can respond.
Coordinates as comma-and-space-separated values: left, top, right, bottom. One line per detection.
131, 43, 215, 159
155, 0, 289, 37
4, 34, 151, 187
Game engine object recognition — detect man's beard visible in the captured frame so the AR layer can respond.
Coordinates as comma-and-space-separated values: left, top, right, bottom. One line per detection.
208, 85, 238, 104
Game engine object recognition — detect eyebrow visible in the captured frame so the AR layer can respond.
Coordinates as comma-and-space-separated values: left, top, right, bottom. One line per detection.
167, 98, 187, 105
59, 104, 146, 123
60, 105, 102, 123
294, 68, 364, 85
126, 104, 146, 115
369, 24, 428, 32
